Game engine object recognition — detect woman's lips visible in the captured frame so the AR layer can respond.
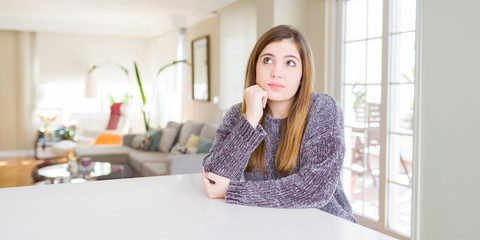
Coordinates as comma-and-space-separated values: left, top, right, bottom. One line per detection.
268, 83, 285, 90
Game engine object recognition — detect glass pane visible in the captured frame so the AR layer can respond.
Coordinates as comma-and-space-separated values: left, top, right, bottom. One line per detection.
366, 39, 382, 84
345, 0, 367, 41
341, 169, 353, 202
390, 84, 414, 134
366, 85, 382, 165
391, 32, 416, 83
388, 183, 412, 236
344, 85, 367, 128
344, 41, 366, 84
351, 171, 364, 215
364, 175, 379, 220
366, 125, 380, 172
350, 129, 366, 172
344, 127, 363, 168
392, 0, 417, 33
389, 134, 413, 186
365, 84, 381, 170
367, 0, 383, 38
366, 84, 381, 105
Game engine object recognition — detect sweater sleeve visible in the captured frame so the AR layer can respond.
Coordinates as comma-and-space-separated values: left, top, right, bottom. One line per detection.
202, 104, 267, 181
225, 97, 346, 209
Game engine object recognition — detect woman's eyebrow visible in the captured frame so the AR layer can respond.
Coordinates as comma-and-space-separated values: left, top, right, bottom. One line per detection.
284, 55, 300, 61
260, 53, 274, 58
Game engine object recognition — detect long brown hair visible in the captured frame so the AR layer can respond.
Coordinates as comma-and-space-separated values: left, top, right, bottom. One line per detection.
241, 25, 313, 176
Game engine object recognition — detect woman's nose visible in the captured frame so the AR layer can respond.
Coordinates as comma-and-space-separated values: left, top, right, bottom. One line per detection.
270, 64, 283, 78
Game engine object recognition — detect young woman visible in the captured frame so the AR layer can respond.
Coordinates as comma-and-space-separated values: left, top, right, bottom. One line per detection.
201, 25, 357, 223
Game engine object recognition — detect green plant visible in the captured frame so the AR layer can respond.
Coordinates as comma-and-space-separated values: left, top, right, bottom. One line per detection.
107, 92, 133, 106
134, 61, 149, 131
89, 59, 189, 132
352, 84, 366, 110
401, 66, 415, 83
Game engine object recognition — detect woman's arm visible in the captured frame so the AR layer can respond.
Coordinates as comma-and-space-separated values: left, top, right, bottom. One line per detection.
202, 104, 267, 181
225, 136, 344, 208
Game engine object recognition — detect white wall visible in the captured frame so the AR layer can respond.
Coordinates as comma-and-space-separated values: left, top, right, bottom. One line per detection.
184, 16, 222, 124
255, 0, 329, 94
35, 32, 155, 133
306, 0, 329, 93
37, 33, 153, 84
419, 0, 480, 239
219, 0, 257, 112
0, 31, 36, 152
150, 28, 182, 128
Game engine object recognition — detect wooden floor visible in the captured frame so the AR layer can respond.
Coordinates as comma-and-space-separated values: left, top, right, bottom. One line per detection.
0, 157, 44, 188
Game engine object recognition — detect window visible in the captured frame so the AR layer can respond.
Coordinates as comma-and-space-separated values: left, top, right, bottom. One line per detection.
36, 82, 147, 132
338, 0, 418, 239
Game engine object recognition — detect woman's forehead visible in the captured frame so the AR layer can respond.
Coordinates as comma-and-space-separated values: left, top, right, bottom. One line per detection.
260, 39, 300, 58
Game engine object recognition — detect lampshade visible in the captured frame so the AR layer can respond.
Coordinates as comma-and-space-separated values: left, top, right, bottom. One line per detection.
85, 73, 97, 98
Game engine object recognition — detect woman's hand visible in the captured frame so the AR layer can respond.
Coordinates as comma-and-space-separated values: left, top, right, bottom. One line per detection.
202, 166, 231, 199
244, 85, 268, 128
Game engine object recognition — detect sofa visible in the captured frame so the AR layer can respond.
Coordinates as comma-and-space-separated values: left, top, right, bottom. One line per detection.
73, 121, 217, 178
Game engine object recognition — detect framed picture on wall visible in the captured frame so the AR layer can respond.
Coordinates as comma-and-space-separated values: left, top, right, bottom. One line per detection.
191, 36, 210, 101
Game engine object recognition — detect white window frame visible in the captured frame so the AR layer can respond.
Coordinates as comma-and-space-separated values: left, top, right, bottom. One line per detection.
329, 0, 423, 239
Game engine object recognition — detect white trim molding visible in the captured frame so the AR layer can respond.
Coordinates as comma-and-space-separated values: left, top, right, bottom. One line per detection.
0, 150, 35, 159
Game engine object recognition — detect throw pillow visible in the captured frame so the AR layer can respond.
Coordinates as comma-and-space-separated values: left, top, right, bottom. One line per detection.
170, 143, 187, 155
158, 128, 177, 153
196, 136, 214, 153
146, 128, 162, 151
186, 134, 199, 148
130, 134, 152, 151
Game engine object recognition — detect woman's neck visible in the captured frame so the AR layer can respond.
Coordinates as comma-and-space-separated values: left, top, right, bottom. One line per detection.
267, 100, 293, 119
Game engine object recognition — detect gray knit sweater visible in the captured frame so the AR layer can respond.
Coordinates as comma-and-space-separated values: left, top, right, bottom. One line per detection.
203, 92, 357, 223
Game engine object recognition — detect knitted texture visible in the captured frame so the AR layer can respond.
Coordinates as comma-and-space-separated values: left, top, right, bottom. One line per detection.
203, 93, 357, 223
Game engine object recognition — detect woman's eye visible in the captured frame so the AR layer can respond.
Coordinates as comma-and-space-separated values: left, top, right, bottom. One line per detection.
263, 58, 272, 64
287, 60, 296, 67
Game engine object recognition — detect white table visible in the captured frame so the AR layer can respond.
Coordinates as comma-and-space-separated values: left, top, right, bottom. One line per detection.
0, 174, 395, 240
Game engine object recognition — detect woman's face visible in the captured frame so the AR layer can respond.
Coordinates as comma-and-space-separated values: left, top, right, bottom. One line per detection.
255, 39, 303, 104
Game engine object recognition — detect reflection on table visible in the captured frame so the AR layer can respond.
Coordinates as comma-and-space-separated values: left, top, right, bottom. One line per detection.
37, 162, 123, 184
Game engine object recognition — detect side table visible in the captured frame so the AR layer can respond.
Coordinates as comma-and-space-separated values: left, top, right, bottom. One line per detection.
37, 162, 124, 184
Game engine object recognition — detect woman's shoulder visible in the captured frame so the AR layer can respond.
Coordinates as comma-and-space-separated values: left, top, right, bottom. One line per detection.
302, 93, 344, 142
225, 103, 242, 118
309, 92, 340, 113
218, 103, 243, 128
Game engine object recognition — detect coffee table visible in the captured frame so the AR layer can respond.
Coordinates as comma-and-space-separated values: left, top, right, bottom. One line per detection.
38, 162, 123, 184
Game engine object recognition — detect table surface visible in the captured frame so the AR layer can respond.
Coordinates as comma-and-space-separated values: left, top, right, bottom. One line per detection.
0, 174, 395, 240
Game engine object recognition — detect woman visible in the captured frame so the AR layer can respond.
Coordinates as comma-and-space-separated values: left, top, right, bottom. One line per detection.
202, 25, 357, 223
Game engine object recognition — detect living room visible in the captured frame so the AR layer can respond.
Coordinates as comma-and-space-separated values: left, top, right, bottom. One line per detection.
0, 0, 479, 240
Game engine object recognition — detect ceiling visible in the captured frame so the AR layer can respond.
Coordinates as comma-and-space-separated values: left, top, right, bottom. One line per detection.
0, 0, 239, 37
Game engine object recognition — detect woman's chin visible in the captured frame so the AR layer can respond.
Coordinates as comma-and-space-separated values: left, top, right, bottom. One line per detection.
267, 95, 295, 103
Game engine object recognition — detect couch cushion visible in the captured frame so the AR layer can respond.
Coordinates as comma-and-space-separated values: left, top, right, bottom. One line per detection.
147, 128, 162, 151
166, 121, 182, 131
199, 123, 217, 140
168, 153, 207, 175
186, 134, 199, 148
74, 146, 133, 164
129, 151, 170, 174
177, 121, 203, 146
196, 136, 214, 153
130, 134, 151, 151
158, 128, 177, 153
141, 162, 168, 176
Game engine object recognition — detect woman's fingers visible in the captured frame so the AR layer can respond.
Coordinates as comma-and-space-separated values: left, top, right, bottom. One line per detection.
262, 94, 267, 108
244, 85, 268, 128
202, 171, 231, 199
201, 166, 209, 192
